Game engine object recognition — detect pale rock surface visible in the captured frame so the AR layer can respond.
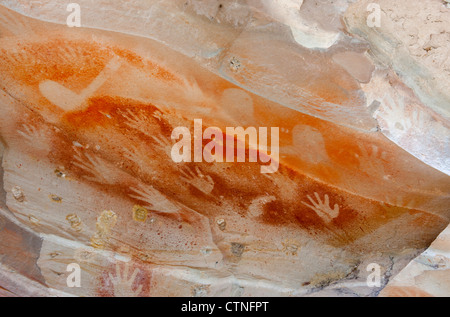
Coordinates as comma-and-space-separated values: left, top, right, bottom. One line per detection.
381, 224, 450, 297
345, 0, 450, 174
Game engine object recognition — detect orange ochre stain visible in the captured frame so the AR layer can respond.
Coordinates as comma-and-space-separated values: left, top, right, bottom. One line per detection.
0, 39, 182, 91
40, 93, 440, 249
0, 31, 445, 251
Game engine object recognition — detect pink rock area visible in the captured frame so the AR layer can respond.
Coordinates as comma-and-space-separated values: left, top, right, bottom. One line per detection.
0, 1, 449, 297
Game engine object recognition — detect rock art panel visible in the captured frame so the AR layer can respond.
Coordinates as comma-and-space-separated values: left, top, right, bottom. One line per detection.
0, 1, 448, 297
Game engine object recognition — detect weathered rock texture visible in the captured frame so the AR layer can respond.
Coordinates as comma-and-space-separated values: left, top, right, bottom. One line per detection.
0, 0, 448, 297
381, 223, 450, 297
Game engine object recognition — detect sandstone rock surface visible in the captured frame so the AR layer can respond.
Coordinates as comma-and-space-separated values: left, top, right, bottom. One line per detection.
0, 0, 448, 297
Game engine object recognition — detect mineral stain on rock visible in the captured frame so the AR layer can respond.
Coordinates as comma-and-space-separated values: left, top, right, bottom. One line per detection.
91, 210, 118, 249
0, 1, 449, 297
231, 242, 245, 258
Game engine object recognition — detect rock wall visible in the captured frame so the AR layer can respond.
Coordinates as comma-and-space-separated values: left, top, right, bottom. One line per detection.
0, 0, 448, 297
